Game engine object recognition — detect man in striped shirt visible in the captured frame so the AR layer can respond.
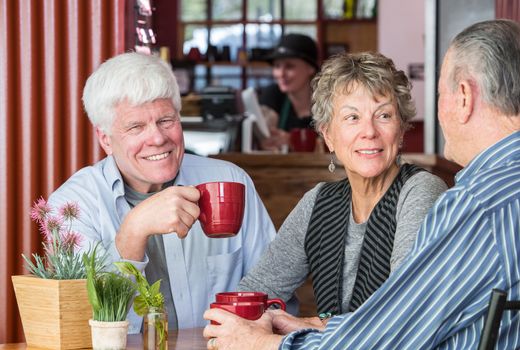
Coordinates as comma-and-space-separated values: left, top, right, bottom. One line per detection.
203, 19, 520, 350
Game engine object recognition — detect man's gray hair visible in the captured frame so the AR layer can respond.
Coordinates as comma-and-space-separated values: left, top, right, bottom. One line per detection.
449, 19, 520, 116
82, 52, 182, 134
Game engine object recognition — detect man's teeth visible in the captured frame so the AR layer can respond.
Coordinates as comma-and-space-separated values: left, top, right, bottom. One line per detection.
358, 150, 380, 155
145, 152, 169, 161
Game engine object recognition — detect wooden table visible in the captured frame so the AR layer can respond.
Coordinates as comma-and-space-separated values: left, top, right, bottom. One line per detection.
0, 328, 207, 350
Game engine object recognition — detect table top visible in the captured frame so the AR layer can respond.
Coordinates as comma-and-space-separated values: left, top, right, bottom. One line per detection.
0, 328, 207, 350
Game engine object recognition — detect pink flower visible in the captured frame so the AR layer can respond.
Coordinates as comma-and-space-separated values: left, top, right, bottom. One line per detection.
61, 231, 83, 253
30, 197, 51, 223
59, 202, 80, 221
41, 215, 63, 242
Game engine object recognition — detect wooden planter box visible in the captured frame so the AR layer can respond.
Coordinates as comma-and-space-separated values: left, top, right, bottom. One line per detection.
11, 275, 92, 349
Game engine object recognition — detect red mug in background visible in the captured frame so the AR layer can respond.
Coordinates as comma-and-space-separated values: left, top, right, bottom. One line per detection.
289, 128, 317, 152
209, 301, 265, 325
215, 291, 286, 311
196, 181, 245, 238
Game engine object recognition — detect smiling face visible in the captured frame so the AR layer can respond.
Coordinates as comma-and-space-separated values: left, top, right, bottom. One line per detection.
322, 84, 404, 181
272, 58, 315, 94
96, 98, 185, 193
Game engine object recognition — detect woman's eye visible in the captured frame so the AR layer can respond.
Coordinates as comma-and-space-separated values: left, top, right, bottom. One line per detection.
378, 113, 391, 120
345, 114, 359, 121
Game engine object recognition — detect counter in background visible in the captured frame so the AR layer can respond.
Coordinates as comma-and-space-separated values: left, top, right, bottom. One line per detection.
212, 152, 460, 229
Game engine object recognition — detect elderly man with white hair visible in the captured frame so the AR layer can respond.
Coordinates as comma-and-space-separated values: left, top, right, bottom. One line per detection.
48, 52, 276, 333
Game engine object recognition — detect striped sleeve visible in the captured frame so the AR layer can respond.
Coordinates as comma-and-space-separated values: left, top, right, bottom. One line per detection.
279, 188, 505, 350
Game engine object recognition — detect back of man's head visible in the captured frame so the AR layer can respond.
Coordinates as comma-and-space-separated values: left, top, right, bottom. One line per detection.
448, 19, 520, 117
82, 52, 182, 134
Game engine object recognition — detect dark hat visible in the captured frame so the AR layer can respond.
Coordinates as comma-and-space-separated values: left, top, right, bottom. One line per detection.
265, 33, 319, 70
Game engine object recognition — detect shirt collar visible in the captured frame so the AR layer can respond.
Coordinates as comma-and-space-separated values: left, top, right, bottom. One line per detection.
103, 156, 126, 197
455, 130, 520, 183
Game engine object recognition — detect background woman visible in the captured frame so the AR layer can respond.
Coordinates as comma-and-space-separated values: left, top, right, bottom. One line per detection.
258, 33, 318, 151
239, 52, 447, 318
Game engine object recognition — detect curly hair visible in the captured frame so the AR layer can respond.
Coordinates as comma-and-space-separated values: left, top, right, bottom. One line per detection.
311, 52, 415, 134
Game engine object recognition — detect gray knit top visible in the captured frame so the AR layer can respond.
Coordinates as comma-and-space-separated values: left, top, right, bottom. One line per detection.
238, 171, 448, 312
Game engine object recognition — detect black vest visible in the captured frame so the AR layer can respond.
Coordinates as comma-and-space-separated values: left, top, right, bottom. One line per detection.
304, 164, 424, 315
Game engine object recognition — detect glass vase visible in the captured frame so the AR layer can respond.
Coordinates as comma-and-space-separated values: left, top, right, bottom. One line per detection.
143, 307, 168, 350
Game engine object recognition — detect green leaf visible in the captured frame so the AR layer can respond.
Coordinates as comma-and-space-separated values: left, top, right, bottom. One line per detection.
149, 280, 161, 298
133, 295, 148, 316
83, 252, 100, 311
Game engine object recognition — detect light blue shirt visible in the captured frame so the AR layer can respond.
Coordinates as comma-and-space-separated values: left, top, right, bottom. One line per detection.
48, 154, 276, 333
280, 131, 520, 349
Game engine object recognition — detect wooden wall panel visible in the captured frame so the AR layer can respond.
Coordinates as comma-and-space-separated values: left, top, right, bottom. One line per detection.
0, 0, 125, 343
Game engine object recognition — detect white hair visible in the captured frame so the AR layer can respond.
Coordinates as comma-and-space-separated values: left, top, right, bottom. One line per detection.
82, 52, 182, 134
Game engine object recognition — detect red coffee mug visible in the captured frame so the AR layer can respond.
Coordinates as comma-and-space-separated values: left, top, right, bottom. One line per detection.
289, 128, 317, 152
196, 182, 245, 238
210, 301, 265, 325
215, 292, 286, 311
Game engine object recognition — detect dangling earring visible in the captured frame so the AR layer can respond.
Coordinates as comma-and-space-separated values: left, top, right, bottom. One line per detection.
328, 152, 336, 173
396, 141, 403, 166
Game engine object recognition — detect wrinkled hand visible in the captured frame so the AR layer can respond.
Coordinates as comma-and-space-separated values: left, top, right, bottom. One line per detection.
116, 186, 200, 260
203, 309, 282, 350
268, 309, 325, 335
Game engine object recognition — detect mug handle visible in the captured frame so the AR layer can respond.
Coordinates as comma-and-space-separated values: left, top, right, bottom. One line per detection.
266, 298, 286, 311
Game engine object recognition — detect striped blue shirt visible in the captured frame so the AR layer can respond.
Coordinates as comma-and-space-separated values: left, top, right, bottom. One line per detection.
280, 131, 520, 350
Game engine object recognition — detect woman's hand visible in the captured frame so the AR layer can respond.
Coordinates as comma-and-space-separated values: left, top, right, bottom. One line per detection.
203, 309, 283, 350
268, 309, 325, 335
259, 128, 290, 151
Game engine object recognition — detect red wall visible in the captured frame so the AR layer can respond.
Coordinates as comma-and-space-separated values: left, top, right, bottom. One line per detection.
0, 0, 125, 342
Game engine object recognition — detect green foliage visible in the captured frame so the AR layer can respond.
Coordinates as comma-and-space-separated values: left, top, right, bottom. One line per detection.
22, 249, 86, 279
114, 262, 165, 316
84, 249, 136, 322
116, 262, 167, 349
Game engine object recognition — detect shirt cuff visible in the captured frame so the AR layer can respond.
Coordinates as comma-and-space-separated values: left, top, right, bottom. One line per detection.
279, 328, 321, 350
108, 240, 149, 272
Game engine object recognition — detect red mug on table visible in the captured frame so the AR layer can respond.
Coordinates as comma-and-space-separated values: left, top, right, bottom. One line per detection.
215, 291, 286, 311
196, 181, 245, 238
289, 128, 317, 152
209, 301, 265, 325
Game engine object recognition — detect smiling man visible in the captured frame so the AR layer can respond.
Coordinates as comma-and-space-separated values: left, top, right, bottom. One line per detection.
48, 52, 276, 333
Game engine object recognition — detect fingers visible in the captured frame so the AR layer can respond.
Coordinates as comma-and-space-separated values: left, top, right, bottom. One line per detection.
203, 308, 236, 326
207, 337, 217, 350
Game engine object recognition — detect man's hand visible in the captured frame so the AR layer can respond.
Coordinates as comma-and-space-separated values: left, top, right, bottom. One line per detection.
116, 186, 200, 260
203, 309, 283, 350
268, 309, 325, 335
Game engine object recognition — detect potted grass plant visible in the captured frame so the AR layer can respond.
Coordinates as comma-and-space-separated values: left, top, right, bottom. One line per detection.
84, 250, 136, 350
11, 198, 103, 349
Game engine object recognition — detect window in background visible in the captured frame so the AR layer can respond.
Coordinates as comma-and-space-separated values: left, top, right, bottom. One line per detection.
177, 0, 378, 92
179, 0, 318, 91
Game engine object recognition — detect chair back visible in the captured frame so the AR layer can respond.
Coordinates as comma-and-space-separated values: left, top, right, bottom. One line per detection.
478, 289, 520, 350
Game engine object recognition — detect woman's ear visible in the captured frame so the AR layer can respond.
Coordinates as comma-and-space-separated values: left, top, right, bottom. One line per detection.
95, 127, 113, 155
319, 124, 333, 152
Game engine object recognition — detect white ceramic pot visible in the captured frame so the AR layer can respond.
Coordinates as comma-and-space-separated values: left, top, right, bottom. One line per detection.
89, 319, 129, 350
